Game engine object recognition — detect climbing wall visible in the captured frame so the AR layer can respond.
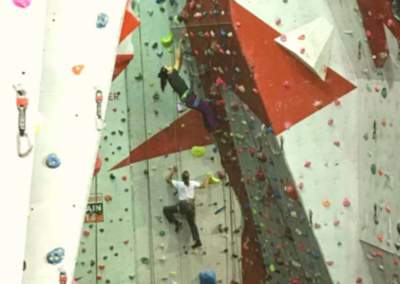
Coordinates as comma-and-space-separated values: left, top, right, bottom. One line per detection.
23, 1, 128, 283
75, 1, 243, 284
0, 1, 46, 283
76, 0, 400, 284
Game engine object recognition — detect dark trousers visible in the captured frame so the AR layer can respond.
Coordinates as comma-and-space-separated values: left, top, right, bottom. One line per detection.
163, 200, 201, 243
185, 94, 218, 131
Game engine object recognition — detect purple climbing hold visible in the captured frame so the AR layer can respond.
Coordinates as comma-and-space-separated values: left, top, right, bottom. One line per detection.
13, 0, 31, 8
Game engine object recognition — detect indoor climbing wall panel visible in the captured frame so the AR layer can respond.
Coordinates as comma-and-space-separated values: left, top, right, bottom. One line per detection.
75, 1, 243, 284
0, 1, 46, 283
76, 0, 400, 283
23, 1, 128, 283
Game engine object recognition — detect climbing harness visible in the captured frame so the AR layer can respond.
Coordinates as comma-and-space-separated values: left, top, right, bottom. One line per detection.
95, 89, 105, 130
14, 85, 33, 158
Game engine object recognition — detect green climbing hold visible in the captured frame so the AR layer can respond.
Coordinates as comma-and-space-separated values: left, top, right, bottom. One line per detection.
371, 164, 377, 175
161, 32, 174, 48
191, 146, 206, 157
269, 264, 276, 272
381, 87, 387, 99
159, 230, 166, 237
140, 257, 150, 265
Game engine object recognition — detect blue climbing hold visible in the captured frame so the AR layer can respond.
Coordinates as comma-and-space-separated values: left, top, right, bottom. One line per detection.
46, 154, 61, 169
47, 247, 65, 264
96, 13, 109, 28
199, 270, 216, 284
156, 0, 166, 4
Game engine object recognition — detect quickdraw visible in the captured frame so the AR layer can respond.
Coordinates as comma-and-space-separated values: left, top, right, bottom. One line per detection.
14, 86, 33, 158
95, 89, 104, 130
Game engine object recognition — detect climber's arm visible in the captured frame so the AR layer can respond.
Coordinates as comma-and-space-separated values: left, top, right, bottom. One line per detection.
165, 166, 178, 186
174, 39, 183, 71
197, 175, 210, 189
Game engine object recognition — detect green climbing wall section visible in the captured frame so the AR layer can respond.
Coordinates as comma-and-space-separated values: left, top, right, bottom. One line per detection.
75, 1, 243, 283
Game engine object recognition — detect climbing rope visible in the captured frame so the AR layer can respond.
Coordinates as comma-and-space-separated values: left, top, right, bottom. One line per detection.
14, 85, 33, 158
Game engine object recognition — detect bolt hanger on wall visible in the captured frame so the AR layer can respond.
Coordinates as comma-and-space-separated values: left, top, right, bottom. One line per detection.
95, 89, 105, 131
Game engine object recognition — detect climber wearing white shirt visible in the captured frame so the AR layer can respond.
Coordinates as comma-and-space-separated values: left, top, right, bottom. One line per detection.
164, 166, 210, 249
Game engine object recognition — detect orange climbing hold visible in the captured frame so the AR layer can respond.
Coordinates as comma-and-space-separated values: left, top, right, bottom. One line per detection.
72, 64, 84, 75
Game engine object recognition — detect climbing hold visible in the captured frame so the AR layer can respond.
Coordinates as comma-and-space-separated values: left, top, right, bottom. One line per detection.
140, 257, 150, 264
160, 31, 174, 48
13, 0, 31, 8
72, 65, 85, 75
269, 263, 276, 272
59, 270, 67, 284
104, 195, 112, 202
93, 154, 102, 176
343, 198, 351, 207
214, 206, 225, 215
322, 199, 331, 208
381, 87, 387, 99
47, 247, 65, 264
159, 230, 166, 237
255, 169, 266, 181
96, 13, 109, 28
199, 270, 216, 284
370, 164, 377, 175
46, 154, 61, 169
191, 146, 206, 157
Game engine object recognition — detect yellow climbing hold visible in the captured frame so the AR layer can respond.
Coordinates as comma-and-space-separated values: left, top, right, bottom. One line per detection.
161, 31, 174, 48
206, 172, 221, 184
191, 146, 206, 157
269, 264, 276, 272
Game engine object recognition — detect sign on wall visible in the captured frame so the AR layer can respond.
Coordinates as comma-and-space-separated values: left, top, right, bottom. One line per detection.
85, 194, 104, 223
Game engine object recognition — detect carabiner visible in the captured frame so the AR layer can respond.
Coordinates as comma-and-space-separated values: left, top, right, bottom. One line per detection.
17, 133, 33, 158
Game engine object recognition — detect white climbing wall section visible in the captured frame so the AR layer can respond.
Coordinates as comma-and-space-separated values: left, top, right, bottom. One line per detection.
274, 17, 334, 80
0, 1, 46, 283
22, 1, 128, 283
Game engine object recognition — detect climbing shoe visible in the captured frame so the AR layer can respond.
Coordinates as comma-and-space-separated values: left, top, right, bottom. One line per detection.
175, 221, 183, 233
192, 241, 202, 249
393, 0, 400, 21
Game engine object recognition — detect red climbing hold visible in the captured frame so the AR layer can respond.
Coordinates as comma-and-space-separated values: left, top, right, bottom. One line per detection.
93, 154, 102, 176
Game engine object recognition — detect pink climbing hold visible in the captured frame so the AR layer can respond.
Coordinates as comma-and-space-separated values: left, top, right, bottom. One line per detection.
343, 198, 351, 208
13, 0, 31, 8
304, 161, 311, 168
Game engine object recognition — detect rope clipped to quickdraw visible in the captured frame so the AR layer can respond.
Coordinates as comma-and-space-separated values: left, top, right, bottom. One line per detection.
95, 89, 105, 130
14, 85, 33, 158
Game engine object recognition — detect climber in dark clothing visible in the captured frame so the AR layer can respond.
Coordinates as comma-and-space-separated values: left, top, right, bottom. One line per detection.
393, 0, 400, 21
158, 39, 218, 131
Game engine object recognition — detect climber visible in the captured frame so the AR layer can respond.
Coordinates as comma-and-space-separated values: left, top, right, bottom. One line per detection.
394, 0, 400, 21
163, 166, 210, 249
158, 38, 218, 131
